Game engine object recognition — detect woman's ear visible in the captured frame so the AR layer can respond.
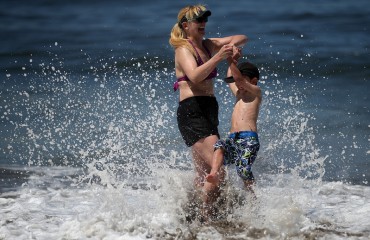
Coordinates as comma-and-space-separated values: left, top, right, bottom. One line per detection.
182, 22, 188, 29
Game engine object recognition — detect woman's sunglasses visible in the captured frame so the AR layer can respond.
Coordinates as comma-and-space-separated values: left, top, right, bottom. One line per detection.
191, 16, 208, 23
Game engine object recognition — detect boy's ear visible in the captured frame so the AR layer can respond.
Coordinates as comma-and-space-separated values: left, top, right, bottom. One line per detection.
251, 77, 258, 85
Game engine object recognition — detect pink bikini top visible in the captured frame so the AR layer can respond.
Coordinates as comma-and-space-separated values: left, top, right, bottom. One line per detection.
173, 40, 218, 91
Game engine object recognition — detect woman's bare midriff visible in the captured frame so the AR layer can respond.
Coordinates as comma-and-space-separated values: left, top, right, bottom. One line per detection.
178, 79, 215, 101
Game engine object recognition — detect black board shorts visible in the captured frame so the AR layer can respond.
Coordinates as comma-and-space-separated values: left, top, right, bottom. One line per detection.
177, 96, 220, 147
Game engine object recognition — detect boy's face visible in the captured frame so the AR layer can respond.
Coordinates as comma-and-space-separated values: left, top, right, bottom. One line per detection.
236, 75, 258, 91
235, 74, 259, 91
235, 75, 249, 90
243, 75, 258, 84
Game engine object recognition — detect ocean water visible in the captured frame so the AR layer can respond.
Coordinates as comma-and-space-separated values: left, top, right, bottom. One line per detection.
0, 0, 369, 239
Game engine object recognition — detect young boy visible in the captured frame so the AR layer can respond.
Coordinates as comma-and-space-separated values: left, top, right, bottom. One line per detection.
205, 59, 262, 192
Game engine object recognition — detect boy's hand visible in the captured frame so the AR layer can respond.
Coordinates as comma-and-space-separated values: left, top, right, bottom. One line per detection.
232, 45, 242, 60
227, 56, 237, 64
227, 46, 241, 65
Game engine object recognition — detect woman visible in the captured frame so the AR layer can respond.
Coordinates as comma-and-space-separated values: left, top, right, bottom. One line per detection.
169, 5, 247, 188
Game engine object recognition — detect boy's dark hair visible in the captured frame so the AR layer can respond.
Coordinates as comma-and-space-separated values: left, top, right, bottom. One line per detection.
237, 62, 259, 80
224, 61, 260, 83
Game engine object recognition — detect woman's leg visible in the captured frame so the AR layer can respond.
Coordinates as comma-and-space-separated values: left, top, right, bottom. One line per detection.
191, 134, 223, 222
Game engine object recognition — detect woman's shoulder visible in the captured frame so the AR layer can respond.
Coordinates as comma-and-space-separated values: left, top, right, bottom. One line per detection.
175, 46, 189, 54
175, 45, 195, 60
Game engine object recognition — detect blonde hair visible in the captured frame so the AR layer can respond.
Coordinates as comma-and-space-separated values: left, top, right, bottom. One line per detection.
169, 5, 208, 56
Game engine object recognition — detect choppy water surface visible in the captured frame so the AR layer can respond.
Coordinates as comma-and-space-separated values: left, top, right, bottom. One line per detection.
0, 0, 369, 239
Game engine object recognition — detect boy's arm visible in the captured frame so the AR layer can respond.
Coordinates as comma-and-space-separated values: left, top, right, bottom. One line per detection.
227, 58, 261, 97
226, 46, 242, 96
226, 66, 239, 96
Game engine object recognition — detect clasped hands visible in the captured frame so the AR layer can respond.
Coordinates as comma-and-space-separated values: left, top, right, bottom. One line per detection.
218, 44, 242, 63
228, 45, 242, 64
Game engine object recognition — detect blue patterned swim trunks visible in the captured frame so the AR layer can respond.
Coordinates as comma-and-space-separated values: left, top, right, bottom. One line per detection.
214, 131, 260, 181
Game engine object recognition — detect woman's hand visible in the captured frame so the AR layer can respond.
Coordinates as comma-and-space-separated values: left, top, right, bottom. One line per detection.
217, 44, 234, 60
227, 45, 242, 64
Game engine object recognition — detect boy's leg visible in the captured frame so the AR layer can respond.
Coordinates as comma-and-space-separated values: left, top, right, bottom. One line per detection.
206, 148, 224, 184
236, 137, 259, 194
191, 135, 219, 187
243, 179, 257, 200
202, 148, 225, 222
203, 148, 224, 199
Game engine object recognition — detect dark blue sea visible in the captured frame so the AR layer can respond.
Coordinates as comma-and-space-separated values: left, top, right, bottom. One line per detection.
0, 0, 369, 239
